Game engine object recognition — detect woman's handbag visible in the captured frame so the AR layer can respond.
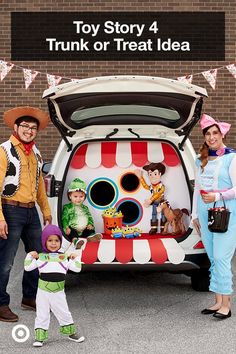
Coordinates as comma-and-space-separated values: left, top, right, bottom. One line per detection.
208, 194, 230, 233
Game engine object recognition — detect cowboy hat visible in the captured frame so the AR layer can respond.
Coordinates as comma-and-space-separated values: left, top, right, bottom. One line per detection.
143, 162, 166, 175
3, 106, 49, 131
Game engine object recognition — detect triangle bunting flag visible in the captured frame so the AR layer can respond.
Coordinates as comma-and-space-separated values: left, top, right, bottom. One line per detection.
47, 73, 62, 88
23, 68, 39, 89
0, 60, 14, 81
202, 69, 218, 90
177, 75, 193, 84
226, 64, 236, 79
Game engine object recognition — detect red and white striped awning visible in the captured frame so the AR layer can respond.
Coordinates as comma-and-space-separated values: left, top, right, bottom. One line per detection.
71, 141, 180, 169
81, 238, 185, 265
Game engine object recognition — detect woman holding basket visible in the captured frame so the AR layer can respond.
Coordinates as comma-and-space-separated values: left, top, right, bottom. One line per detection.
192, 114, 236, 320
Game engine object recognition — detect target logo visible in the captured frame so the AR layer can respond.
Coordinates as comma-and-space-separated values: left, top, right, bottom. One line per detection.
11, 324, 30, 343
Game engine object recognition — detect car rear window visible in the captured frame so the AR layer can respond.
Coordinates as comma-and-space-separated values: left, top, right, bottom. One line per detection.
54, 92, 195, 129
71, 105, 180, 122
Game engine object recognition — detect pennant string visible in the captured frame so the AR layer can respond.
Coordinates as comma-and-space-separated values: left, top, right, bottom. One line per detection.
0, 58, 235, 89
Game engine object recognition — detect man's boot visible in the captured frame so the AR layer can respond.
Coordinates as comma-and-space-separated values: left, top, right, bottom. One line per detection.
0, 305, 18, 322
21, 298, 36, 311
149, 221, 158, 235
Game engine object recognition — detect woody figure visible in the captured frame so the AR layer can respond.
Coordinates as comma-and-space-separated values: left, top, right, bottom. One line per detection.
135, 162, 166, 235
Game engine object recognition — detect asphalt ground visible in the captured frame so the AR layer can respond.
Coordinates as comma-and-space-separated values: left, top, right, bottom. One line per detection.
1, 241, 236, 354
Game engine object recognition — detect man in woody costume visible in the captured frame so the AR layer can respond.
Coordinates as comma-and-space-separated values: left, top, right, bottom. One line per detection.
0, 106, 52, 322
135, 162, 166, 235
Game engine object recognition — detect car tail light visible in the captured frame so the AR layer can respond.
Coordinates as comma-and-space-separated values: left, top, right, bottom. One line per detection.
44, 174, 61, 197
44, 174, 55, 197
194, 241, 205, 249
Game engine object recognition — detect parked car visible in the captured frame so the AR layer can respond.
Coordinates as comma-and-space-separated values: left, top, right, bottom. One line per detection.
42, 75, 210, 291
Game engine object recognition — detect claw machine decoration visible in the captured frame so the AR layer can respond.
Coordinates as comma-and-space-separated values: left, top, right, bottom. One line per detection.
63, 140, 190, 265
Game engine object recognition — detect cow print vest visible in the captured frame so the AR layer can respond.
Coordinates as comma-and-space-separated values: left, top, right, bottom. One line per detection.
0, 140, 43, 197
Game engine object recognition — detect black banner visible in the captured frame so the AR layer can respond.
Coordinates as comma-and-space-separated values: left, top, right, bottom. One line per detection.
11, 12, 225, 61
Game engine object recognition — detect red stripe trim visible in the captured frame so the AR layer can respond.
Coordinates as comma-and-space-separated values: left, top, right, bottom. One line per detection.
115, 239, 133, 263
70, 144, 87, 169
82, 238, 171, 264
148, 239, 168, 264
81, 242, 99, 264
131, 141, 148, 167
71, 142, 180, 169
162, 143, 180, 167
101, 142, 117, 168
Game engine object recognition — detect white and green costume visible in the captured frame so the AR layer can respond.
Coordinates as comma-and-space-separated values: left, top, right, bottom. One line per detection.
24, 252, 82, 342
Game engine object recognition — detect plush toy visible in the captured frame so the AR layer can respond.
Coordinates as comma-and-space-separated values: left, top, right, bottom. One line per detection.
123, 226, 134, 239
111, 226, 142, 239
133, 227, 142, 238
111, 227, 123, 239
134, 162, 166, 235
62, 178, 102, 242
158, 200, 189, 235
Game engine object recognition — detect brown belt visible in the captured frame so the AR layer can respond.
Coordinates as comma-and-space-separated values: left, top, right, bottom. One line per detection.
1, 199, 35, 208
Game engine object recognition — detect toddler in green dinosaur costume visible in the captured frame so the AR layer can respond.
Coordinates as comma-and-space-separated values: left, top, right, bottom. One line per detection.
62, 178, 102, 244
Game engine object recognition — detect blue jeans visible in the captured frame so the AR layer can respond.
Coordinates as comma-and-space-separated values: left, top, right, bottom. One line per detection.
0, 205, 42, 306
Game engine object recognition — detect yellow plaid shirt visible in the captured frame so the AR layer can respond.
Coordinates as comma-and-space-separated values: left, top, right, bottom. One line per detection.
140, 177, 165, 203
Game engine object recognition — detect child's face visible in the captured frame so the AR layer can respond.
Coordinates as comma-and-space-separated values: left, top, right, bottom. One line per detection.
46, 235, 61, 252
70, 191, 86, 205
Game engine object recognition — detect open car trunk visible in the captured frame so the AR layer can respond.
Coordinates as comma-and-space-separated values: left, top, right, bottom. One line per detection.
59, 138, 192, 265
43, 76, 208, 268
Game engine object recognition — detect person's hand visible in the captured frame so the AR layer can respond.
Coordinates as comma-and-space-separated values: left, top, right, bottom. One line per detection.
201, 192, 216, 204
66, 227, 71, 235
70, 253, 77, 260
134, 169, 142, 178
0, 220, 8, 239
86, 224, 94, 230
43, 215, 52, 225
192, 218, 201, 235
29, 251, 39, 259
144, 199, 152, 207
70, 223, 82, 232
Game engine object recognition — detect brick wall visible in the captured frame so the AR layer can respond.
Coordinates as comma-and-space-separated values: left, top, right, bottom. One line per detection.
0, 0, 235, 161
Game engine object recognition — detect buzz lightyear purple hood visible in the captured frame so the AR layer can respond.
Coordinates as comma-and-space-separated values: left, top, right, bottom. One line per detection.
41, 224, 63, 253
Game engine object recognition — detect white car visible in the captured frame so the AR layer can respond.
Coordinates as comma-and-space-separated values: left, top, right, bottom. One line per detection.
42, 75, 210, 291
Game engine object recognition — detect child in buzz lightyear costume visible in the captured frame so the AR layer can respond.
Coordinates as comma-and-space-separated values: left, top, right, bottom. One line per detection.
24, 224, 85, 347
62, 178, 102, 249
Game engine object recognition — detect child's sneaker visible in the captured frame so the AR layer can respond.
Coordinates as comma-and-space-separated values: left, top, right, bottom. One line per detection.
87, 233, 103, 242
33, 341, 43, 347
68, 333, 85, 343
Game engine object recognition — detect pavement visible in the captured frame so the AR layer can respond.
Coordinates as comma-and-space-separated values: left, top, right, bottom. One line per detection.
1, 241, 236, 354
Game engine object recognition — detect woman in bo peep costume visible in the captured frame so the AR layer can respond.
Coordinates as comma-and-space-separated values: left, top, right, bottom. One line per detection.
192, 114, 236, 320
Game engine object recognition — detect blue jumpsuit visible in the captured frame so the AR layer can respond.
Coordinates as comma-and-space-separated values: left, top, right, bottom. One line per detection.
195, 153, 236, 295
